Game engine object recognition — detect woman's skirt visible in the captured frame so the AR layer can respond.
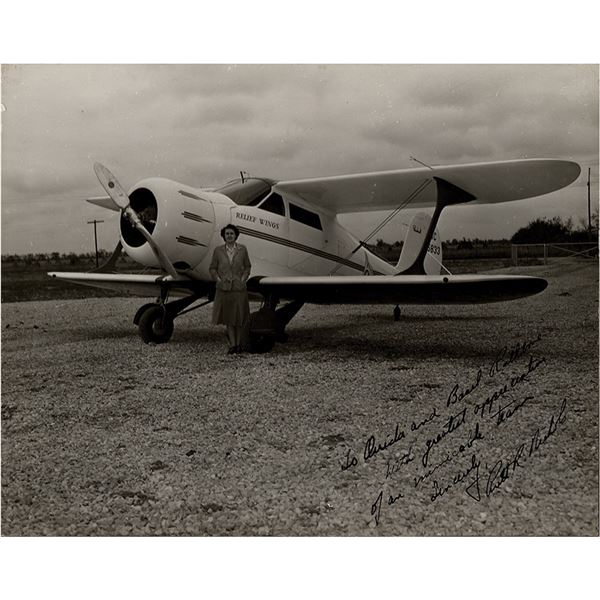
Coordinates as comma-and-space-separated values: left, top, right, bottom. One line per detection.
212, 289, 250, 326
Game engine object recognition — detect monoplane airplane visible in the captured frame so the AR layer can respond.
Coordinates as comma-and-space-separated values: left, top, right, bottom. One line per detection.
49, 159, 580, 351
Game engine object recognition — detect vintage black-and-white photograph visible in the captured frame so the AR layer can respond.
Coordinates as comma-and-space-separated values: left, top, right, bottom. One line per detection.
2, 63, 598, 542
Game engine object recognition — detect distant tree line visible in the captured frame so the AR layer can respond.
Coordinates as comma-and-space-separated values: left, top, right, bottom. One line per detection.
1, 250, 137, 269
367, 213, 597, 260
2, 250, 110, 265
511, 214, 598, 244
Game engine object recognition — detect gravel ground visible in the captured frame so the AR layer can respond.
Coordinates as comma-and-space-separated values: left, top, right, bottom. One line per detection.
1, 260, 598, 536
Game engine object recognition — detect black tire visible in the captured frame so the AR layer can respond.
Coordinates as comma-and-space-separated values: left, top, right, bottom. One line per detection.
248, 332, 276, 353
138, 305, 174, 344
248, 308, 280, 353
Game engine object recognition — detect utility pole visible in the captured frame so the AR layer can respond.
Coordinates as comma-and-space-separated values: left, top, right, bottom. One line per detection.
587, 167, 592, 237
86, 219, 104, 268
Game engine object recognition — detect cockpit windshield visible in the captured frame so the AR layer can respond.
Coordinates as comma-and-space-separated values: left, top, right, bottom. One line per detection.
216, 177, 276, 206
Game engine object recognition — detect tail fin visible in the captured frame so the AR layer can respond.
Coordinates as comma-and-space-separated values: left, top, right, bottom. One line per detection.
395, 212, 443, 275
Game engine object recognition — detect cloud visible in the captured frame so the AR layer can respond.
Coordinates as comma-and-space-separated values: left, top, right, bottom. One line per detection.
1, 64, 598, 253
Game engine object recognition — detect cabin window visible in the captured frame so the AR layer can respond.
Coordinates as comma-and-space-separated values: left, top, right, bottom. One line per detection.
246, 191, 271, 207
216, 177, 275, 206
289, 202, 322, 230
258, 193, 286, 216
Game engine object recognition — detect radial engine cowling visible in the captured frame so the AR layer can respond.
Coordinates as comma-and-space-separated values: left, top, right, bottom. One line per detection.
121, 178, 216, 270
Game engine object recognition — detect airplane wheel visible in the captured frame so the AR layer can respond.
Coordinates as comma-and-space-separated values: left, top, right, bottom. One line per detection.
138, 305, 174, 344
248, 307, 280, 353
248, 332, 276, 353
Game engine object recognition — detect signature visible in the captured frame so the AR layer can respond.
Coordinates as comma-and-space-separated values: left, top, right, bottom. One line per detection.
465, 399, 568, 502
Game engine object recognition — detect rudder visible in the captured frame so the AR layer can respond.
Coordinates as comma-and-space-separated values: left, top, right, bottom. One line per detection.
395, 212, 443, 275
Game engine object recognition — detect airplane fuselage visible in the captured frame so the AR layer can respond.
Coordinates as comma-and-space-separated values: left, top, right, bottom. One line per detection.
121, 177, 396, 281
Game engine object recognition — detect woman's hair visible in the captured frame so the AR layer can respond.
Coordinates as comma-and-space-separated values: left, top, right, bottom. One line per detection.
220, 224, 240, 240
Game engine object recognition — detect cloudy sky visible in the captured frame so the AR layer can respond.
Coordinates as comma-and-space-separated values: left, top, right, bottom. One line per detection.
1, 64, 598, 254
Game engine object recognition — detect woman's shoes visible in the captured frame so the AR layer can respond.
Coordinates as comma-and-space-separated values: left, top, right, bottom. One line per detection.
227, 345, 243, 354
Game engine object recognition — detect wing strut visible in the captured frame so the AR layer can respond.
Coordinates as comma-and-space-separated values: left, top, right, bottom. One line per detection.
91, 241, 123, 273
397, 177, 476, 275
329, 178, 433, 275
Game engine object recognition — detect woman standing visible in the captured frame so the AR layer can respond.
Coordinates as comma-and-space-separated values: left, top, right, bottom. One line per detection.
209, 224, 252, 354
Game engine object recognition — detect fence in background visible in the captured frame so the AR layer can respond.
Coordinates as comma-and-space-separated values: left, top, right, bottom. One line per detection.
511, 242, 598, 266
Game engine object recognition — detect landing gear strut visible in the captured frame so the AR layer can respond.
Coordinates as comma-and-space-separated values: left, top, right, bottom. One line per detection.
134, 286, 211, 344
133, 285, 301, 351
248, 297, 304, 353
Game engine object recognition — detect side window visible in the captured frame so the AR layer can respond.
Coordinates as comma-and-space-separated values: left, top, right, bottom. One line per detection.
290, 203, 322, 230
258, 193, 286, 216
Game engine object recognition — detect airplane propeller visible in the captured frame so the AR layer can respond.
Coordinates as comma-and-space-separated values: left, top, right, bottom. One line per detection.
93, 162, 180, 279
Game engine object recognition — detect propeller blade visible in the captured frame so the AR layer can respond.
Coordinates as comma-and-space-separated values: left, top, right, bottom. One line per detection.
123, 207, 180, 279
93, 162, 130, 210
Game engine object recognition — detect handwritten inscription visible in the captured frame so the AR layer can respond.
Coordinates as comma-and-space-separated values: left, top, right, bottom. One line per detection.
335, 334, 568, 527
447, 369, 482, 408
421, 406, 468, 467
489, 333, 543, 377
431, 454, 481, 502
364, 423, 406, 462
385, 446, 415, 479
414, 421, 483, 488
474, 356, 545, 419
371, 487, 406, 526
411, 407, 438, 432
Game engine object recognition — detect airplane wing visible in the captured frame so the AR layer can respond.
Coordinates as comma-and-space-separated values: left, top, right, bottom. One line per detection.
250, 274, 547, 304
273, 159, 581, 213
47, 272, 211, 298
49, 270, 546, 305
